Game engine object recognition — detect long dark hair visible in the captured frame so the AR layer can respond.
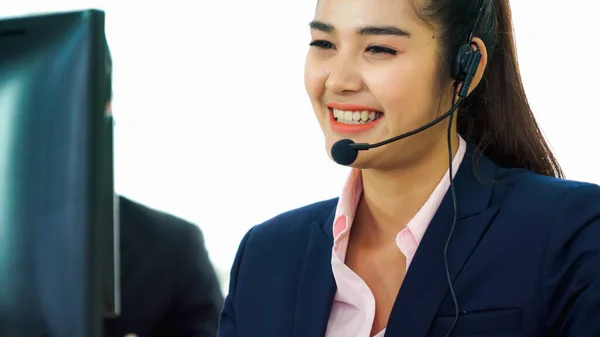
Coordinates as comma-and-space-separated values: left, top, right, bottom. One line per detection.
417, 0, 563, 178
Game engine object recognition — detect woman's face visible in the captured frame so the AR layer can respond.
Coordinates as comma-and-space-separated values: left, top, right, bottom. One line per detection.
304, 0, 455, 169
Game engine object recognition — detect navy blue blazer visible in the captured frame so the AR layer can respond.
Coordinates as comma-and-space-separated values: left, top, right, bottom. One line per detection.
218, 145, 600, 337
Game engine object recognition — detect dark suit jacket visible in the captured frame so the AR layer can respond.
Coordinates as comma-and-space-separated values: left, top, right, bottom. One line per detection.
104, 197, 223, 337
219, 144, 600, 337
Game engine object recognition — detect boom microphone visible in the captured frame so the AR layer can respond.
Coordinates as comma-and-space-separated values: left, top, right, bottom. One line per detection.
330, 97, 464, 166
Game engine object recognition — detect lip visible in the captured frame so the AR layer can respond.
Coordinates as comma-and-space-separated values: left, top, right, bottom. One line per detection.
328, 108, 383, 134
326, 102, 380, 112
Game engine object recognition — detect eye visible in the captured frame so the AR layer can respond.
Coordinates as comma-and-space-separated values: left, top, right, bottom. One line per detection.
365, 45, 397, 56
309, 39, 335, 50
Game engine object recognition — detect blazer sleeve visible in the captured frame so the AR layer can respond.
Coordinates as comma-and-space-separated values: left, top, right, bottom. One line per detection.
543, 183, 600, 336
218, 227, 254, 337
169, 224, 224, 337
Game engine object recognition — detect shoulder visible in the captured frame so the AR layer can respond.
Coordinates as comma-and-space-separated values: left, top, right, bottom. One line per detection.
117, 196, 217, 290
247, 197, 338, 244
493, 168, 600, 253
494, 167, 600, 214
234, 197, 337, 264
252, 197, 338, 237
118, 196, 205, 249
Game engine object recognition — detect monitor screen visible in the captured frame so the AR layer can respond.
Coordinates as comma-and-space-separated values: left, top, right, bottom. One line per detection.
0, 9, 118, 337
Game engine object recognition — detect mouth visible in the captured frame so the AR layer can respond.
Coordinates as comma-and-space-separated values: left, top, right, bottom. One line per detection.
331, 108, 383, 125
326, 103, 384, 134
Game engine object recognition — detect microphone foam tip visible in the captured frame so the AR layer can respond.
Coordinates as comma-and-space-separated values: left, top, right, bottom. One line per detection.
331, 139, 359, 166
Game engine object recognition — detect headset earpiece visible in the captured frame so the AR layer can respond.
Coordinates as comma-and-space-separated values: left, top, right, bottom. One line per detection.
452, 42, 483, 98
451, 43, 477, 81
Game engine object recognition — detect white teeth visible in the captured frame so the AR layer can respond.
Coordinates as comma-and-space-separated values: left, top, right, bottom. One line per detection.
361, 111, 369, 121
332, 108, 381, 124
344, 111, 353, 121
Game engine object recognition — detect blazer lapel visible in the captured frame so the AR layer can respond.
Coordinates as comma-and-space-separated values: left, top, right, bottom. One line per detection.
292, 207, 337, 337
385, 147, 501, 337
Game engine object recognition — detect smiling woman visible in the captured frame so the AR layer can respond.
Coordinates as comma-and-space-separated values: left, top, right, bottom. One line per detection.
218, 0, 600, 336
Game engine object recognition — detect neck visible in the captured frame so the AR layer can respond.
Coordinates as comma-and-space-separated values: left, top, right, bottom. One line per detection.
353, 134, 461, 246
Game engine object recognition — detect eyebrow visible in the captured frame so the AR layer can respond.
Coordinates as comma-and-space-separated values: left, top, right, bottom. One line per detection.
309, 20, 411, 37
309, 20, 334, 32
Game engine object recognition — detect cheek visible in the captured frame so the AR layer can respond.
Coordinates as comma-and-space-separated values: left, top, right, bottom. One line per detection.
367, 61, 438, 127
304, 55, 328, 104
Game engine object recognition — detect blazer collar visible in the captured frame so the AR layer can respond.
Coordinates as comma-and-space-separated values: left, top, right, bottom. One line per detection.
292, 215, 337, 337
386, 142, 501, 336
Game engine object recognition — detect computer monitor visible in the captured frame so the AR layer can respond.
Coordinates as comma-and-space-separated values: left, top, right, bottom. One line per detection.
0, 9, 118, 337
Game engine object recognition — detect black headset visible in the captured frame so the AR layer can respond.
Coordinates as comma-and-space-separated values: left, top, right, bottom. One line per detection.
443, 1, 490, 337
451, 0, 489, 83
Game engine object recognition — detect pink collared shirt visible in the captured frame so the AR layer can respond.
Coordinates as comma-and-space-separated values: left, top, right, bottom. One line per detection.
325, 136, 467, 337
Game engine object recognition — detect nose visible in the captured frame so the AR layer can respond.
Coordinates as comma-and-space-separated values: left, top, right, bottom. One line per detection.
325, 53, 363, 94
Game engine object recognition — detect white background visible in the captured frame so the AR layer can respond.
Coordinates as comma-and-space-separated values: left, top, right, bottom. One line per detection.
5, 0, 600, 293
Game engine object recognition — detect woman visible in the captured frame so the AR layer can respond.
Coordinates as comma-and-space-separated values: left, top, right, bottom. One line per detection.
219, 0, 600, 336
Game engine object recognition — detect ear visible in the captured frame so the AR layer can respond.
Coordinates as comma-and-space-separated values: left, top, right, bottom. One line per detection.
456, 37, 488, 97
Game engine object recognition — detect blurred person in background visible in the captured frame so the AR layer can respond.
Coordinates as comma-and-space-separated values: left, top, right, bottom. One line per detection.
102, 41, 223, 337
